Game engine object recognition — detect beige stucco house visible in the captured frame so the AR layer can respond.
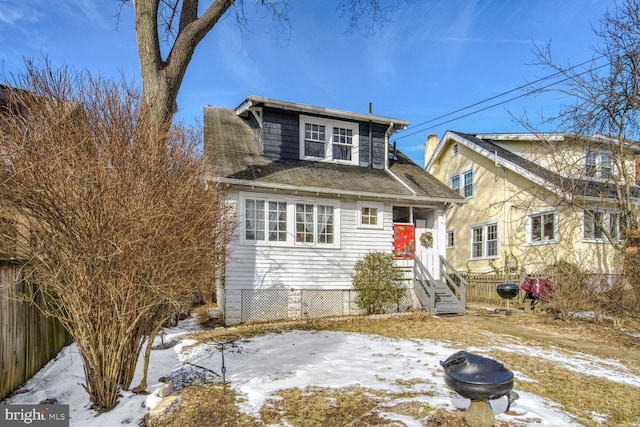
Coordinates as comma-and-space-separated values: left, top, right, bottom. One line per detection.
425, 131, 640, 278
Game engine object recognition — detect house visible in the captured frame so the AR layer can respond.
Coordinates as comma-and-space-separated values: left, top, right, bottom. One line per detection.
424, 131, 640, 279
203, 96, 466, 325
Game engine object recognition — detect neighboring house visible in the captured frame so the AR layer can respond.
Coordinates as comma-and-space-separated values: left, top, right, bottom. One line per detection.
425, 131, 640, 278
203, 96, 466, 325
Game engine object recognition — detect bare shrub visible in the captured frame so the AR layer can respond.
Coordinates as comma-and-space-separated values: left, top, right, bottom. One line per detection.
543, 261, 639, 319
0, 62, 235, 410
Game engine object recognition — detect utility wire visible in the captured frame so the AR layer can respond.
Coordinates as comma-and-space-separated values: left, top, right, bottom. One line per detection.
395, 60, 610, 140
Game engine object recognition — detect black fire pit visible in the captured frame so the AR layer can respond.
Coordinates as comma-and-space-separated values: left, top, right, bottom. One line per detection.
494, 282, 519, 316
441, 351, 514, 400
441, 351, 516, 427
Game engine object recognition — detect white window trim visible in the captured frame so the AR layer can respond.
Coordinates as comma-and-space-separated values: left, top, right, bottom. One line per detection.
240, 192, 340, 248
299, 114, 359, 165
525, 209, 558, 246
357, 201, 384, 229
469, 221, 499, 260
582, 209, 621, 243
584, 149, 614, 180
449, 169, 473, 199
446, 229, 456, 249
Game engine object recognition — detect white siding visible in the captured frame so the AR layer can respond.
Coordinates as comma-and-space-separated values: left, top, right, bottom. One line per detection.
224, 190, 393, 292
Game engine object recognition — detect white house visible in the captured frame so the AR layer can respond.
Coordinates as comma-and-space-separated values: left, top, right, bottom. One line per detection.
204, 96, 466, 325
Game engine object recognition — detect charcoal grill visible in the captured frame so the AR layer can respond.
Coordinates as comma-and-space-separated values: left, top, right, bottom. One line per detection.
494, 282, 519, 316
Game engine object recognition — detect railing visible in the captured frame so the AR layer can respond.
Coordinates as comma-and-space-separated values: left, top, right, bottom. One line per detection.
413, 257, 436, 313
440, 256, 467, 304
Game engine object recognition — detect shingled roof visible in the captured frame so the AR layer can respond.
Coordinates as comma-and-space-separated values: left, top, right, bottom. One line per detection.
447, 131, 640, 200
204, 106, 464, 204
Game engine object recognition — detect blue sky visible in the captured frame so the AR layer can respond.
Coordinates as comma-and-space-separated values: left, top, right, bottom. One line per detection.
0, 0, 614, 165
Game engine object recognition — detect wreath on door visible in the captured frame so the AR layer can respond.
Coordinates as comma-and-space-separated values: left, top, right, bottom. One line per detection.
419, 231, 433, 248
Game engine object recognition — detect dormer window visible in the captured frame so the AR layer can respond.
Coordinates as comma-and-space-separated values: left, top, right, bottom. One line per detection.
300, 115, 359, 165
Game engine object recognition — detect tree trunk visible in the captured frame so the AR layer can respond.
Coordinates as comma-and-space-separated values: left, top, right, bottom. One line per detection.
134, 0, 235, 124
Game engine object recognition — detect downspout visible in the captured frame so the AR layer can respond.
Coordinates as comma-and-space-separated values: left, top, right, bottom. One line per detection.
385, 121, 417, 196
369, 102, 373, 168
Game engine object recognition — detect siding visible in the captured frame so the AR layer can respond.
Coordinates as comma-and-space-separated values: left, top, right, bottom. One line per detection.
261, 108, 389, 170
262, 109, 299, 160
224, 190, 394, 292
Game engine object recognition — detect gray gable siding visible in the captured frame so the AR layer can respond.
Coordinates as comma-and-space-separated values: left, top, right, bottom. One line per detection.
262, 108, 299, 160
362, 122, 390, 169
261, 107, 388, 169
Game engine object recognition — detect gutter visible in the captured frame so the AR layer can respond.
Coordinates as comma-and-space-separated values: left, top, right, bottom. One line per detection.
211, 176, 463, 204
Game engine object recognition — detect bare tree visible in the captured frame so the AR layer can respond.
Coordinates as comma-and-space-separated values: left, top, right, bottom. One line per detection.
0, 62, 236, 410
124, 0, 401, 124
525, 0, 640, 247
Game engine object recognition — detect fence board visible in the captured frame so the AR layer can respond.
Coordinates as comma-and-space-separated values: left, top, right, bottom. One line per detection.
463, 272, 524, 304
0, 263, 71, 400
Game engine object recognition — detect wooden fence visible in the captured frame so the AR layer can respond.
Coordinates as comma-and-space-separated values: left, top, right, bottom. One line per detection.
0, 262, 71, 400
463, 272, 526, 304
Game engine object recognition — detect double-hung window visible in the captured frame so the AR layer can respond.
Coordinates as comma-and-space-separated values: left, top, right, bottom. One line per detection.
450, 170, 473, 198
526, 210, 556, 244
584, 209, 621, 242
585, 151, 613, 180
300, 115, 359, 165
470, 222, 498, 259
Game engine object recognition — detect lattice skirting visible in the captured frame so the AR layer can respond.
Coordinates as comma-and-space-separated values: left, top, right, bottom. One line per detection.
238, 288, 419, 323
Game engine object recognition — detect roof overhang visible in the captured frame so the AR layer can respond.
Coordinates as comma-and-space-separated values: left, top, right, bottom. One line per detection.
206, 176, 464, 205
236, 95, 409, 131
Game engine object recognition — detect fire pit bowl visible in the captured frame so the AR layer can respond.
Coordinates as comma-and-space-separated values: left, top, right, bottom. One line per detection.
440, 351, 514, 401
496, 282, 519, 299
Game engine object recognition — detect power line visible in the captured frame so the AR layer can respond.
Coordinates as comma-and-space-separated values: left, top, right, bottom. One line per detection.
395, 55, 609, 140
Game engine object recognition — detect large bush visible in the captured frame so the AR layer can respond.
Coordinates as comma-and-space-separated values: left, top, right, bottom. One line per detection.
352, 252, 405, 315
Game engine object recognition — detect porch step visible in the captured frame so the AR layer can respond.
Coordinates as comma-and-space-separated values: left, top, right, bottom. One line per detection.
434, 292, 465, 314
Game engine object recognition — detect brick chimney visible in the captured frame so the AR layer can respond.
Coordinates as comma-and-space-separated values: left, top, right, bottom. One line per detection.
424, 134, 440, 170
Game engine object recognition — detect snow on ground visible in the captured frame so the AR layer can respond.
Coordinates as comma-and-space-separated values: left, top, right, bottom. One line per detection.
3, 318, 639, 426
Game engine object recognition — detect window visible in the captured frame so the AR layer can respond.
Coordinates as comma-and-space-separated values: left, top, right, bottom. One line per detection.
446, 229, 455, 248
585, 151, 613, 179
450, 175, 460, 194
332, 127, 353, 161
470, 222, 498, 259
303, 123, 326, 158
527, 210, 556, 244
463, 170, 473, 197
268, 201, 287, 242
296, 203, 334, 244
300, 115, 359, 164
358, 201, 383, 229
245, 199, 265, 241
243, 194, 339, 247
584, 209, 621, 242
450, 170, 473, 198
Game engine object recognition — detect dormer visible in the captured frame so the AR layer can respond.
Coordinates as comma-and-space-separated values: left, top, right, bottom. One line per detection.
235, 95, 408, 170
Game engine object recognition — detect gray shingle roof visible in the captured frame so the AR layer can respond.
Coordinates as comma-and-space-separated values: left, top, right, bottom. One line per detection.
450, 131, 640, 200
204, 106, 464, 203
